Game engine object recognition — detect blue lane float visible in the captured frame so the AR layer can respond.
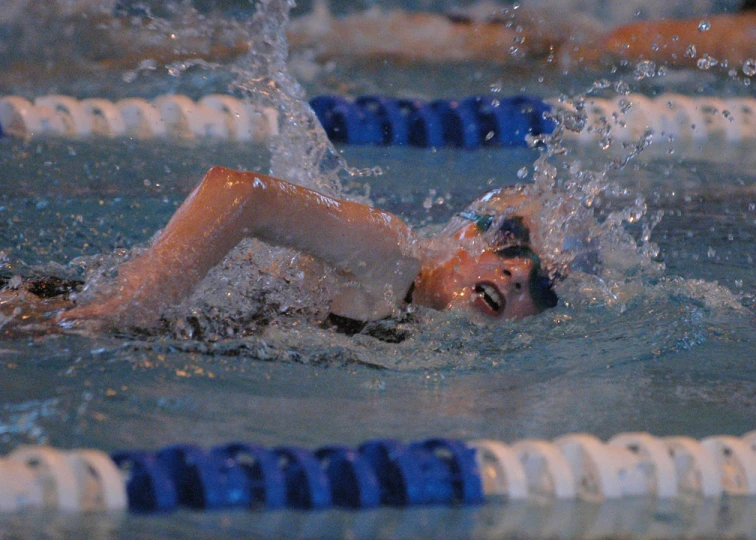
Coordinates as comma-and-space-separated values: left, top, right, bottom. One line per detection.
309, 94, 556, 149
114, 438, 482, 513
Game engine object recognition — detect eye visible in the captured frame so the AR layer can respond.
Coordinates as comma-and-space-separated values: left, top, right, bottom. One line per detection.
502, 269, 512, 277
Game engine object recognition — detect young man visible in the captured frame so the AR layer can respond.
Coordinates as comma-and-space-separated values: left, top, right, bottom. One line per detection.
564, 2, 756, 69
59, 167, 557, 328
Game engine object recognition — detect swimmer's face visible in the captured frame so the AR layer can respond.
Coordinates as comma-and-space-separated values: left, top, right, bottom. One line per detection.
414, 248, 554, 320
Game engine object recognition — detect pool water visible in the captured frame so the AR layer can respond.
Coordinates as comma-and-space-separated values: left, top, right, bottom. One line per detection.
2, 1, 756, 538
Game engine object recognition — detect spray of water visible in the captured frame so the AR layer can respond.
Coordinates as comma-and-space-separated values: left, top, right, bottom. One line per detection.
230, 0, 381, 196
0, 0, 741, 370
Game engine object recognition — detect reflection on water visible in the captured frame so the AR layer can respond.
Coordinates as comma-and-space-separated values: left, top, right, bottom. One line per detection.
0, 493, 753, 539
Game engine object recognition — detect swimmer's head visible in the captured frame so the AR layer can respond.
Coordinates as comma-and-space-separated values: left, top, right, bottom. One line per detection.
415, 187, 558, 319
413, 244, 557, 319
414, 236, 558, 320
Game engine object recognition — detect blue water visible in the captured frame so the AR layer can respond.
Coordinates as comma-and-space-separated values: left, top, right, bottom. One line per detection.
2, 2, 756, 538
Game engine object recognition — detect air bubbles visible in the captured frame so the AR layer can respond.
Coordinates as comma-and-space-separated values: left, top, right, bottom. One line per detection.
517, 167, 528, 179
698, 20, 711, 32
685, 45, 697, 59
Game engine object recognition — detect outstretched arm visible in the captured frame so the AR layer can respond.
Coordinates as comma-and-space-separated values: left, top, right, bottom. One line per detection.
62, 166, 421, 325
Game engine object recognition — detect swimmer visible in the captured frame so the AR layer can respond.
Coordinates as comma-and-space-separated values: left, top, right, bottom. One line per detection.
58, 166, 557, 328
287, 1, 600, 64
562, 1, 756, 69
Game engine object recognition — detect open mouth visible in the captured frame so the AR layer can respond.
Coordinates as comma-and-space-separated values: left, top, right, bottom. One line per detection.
474, 281, 505, 316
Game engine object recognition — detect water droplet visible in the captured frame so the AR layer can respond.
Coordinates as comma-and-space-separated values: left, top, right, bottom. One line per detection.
517, 167, 528, 179
362, 379, 386, 391
743, 58, 756, 77
593, 79, 611, 90
615, 80, 630, 95
138, 59, 157, 71
685, 44, 697, 58
634, 60, 656, 80
697, 55, 716, 70
698, 20, 711, 32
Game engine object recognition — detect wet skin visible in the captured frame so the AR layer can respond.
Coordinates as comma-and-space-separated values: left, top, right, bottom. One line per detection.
413, 214, 548, 320
414, 249, 542, 320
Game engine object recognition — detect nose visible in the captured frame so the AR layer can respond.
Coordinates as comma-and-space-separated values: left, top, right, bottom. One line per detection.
499, 257, 543, 319
501, 258, 534, 293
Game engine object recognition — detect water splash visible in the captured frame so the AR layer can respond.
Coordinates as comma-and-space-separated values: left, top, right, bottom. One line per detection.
528, 71, 748, 321
230, 0, 346, 196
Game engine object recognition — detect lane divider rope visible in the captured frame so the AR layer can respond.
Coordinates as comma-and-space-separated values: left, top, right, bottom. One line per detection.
0, 430, 755, 514
1, 94, 754, 146
0, 94, 279, 142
